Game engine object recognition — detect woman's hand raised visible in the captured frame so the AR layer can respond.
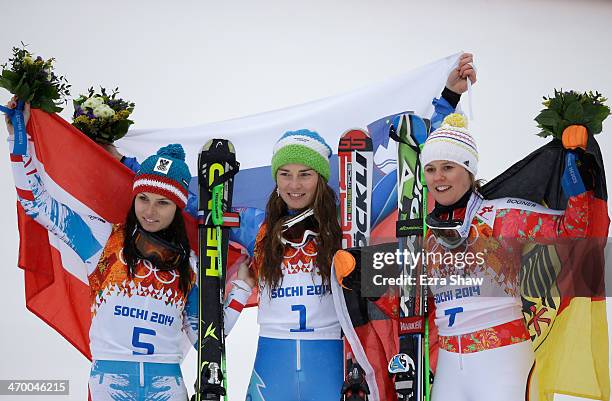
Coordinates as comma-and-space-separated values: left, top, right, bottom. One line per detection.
4, 96, 31, 137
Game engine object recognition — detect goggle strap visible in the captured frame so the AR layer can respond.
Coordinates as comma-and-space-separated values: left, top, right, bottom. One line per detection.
396, 218, 424, 238
280, 230, 319, 248
282, 208, 315, 231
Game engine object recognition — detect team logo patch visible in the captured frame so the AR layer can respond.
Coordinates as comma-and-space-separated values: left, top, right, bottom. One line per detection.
154, 158, 172, 174
476, 202, 496, 228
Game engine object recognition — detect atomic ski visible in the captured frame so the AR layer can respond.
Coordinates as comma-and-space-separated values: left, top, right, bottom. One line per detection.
194, 139, 240, 401
338, 129, 373, 401
388, 113, 430, 401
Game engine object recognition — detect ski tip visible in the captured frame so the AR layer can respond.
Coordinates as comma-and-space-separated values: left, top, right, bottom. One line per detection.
199, 139, 236, 154
338, 129, 373, 151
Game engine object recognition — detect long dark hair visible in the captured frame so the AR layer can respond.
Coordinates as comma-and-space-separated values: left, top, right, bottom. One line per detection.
259, 176, 341, 290
122, 200, 193, 295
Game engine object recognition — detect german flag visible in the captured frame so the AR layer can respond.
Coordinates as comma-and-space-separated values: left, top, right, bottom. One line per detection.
482, 135, 609, 401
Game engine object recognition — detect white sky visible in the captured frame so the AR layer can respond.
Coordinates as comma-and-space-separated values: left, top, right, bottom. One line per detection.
1, 1, 611, 400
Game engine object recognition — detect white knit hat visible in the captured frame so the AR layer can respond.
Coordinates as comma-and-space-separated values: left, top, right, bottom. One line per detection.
420, 113, 478, 176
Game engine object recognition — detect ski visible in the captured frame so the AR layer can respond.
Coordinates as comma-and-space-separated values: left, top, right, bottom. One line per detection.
388, 113, 430, 401
338, 128, 374, 401
194, 139, 240, 401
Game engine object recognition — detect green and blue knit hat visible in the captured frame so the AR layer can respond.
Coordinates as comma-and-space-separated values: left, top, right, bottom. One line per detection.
132, 144, 191, 209
271, 129, 332, 182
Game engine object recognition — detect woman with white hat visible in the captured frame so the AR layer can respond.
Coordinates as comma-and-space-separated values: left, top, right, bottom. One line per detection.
421, 113, 596, 401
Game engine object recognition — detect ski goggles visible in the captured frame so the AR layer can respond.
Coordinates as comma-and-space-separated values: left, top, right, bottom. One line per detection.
133, 227, 187, 271
280, 208, 319, 248
425, 213, 466, 250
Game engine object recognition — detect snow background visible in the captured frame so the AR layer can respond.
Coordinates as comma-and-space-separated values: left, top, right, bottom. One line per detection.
0, 1, 611, 400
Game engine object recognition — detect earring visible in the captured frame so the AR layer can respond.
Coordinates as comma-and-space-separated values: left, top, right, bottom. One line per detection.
276, 188, 280, 197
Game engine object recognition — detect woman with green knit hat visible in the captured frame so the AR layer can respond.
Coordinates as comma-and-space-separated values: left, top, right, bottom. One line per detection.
5, 100, 199, 401
220, 53, 480, 401
224, 129, 344, 401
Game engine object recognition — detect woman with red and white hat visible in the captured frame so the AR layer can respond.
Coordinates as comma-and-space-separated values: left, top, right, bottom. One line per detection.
6, 100, 199, 401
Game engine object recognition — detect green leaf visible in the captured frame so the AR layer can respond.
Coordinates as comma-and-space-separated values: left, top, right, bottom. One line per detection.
537, 130, 550, 138
0, 78, 15, 92
112, 119, 132, 137
582, 102, 597, 119
534, 109, 560, 127
30, 98, 42, 109
34, 99, 49, 111
564, 92, 579, 105
589, 120, 603, 135
564, 101, 584, 123
14, 81, 30, 100
549, 97, 563, 113
35, 98, 62, 113
594, 106, 610, 122
36, 84, 56, 99
48, 103, 63, 113
1, 69, 20, 82
13, 73, 26, 95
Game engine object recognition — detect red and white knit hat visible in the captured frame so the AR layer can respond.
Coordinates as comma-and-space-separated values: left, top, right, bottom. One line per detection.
132, 144, 191, 209
420, 113, 478, 176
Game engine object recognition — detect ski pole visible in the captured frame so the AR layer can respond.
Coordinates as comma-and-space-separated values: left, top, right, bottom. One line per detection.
419, 143, 430, 401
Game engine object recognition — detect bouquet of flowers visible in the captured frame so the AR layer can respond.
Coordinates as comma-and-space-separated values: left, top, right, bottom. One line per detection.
72, 87, 135, 144
535, 89, 609, 139
0, 44, 70, 113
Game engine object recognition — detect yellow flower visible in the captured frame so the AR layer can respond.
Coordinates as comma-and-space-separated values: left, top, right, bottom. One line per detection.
74, 115, 91, 126
117, 110, 131, 119
442, 113, 468, 129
